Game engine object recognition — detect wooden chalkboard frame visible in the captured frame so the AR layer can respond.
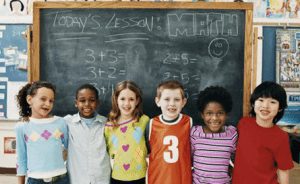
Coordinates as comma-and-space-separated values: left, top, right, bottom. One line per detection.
32, 1, 253, 117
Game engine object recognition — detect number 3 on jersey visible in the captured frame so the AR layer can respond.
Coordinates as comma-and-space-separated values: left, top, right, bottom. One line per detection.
163, 135, 179, 163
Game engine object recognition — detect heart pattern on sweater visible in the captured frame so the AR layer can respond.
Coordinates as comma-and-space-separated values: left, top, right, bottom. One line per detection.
120, 126, 127, 133
123, 163, 130, 171
122, 144, 129, 152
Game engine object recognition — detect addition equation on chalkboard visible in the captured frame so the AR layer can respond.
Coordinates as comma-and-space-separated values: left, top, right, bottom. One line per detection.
35, 5, 248, 124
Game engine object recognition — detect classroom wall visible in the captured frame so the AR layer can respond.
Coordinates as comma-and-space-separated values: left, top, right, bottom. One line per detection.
1, 0, 300, 170
0, 121, 17, 168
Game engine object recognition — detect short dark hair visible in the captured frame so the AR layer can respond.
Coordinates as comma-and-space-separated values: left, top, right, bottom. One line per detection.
197, 86, 233, 113
75, 84, 99, 100
250, 81, 287, 124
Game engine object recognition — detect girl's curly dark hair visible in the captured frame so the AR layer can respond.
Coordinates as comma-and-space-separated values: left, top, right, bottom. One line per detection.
197, 86, 233, 114
16, 81, 56, 121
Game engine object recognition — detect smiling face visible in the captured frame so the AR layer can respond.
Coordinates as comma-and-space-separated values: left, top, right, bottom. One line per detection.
26, 87, 54, 119
201, 102, 227, 133
155, 88, 186, 121
254, 97, 280, 127
117, 88, 139, 120
75, 88, 98, 118
208, 38, 229, 59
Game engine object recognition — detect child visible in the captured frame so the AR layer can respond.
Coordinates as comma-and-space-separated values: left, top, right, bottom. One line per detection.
232, 81, 294, 184
64, 84, 111, 184
147, 80, 192, 184
190, 86, 238, 184
104, 80, 149, 184
15, 81, 69, 184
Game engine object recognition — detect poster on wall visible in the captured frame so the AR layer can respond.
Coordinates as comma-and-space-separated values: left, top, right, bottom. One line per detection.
276, 29, 300, 94
4, 137, 16, 154
0, 24, 28, 119
276, 28, 300, 125
246, 0, 300, 19
0, 0, 28, 16
0, 0, 120, 16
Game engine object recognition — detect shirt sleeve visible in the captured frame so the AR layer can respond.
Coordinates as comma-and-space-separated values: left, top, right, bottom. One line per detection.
15, 123, 27, 176
275, 132, 294, 170
190, 126, 196, 156
61, 119, 69, 149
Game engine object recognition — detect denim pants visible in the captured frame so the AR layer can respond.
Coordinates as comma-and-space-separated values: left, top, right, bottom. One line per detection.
27, 173, 70, 184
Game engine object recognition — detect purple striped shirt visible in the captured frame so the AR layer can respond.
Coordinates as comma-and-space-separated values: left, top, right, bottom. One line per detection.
190, 125, 238, 184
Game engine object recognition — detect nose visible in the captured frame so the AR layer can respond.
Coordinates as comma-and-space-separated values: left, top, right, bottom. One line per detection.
124, 99, 130, 105
169, 99, 175, 106
45, 100, 52, 107
84, 100, 90, 106
261, 101, 269, 108
211, 113, 218, 120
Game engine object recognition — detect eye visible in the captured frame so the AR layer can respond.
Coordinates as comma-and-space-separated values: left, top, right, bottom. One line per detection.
217, 111, 225, 116
40, 97, 47, 102
174, 98, 181, 102
257, 98, 264, 102
78, 99, 86, 103
205, 112, 213, 116
270, 100, 278, 104
89, 99, 96, 103
163, 98, 170, 101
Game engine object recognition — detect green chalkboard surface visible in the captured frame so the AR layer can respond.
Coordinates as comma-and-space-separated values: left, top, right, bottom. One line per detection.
32, 2, 253, 124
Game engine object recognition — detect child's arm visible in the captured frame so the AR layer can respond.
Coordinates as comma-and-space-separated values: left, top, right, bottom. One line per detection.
145, 121, 151, 154
15, 123, 27, 182
277, 169, 290, 184
17, 176, 25, 184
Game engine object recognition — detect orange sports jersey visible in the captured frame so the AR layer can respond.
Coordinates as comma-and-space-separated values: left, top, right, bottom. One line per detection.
148, 114, 192, 184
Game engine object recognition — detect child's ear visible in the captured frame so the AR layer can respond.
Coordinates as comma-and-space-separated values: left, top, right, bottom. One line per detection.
182, 97, 187, 107
135, 98, 139, 106
155, 97, 161, 107
200, 112, 205, 119
74, 100, 77, 108
26, 95, 32, 105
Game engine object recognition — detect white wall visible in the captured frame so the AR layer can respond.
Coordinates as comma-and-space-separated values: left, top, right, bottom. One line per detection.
0, 120, 17, 168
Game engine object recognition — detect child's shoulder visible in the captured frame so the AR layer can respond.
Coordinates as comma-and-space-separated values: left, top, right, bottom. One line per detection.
63, 113, 79, 123
95, 114, 107, 123
15, 121, 27, 130
190, 125, 203, 133
139, 114, 150, 122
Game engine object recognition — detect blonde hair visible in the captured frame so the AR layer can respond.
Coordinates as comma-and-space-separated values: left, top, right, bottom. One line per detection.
108, 80, 143, 125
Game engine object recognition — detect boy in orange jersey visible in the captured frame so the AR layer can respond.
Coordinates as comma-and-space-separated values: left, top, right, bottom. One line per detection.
147, 80, 192, 184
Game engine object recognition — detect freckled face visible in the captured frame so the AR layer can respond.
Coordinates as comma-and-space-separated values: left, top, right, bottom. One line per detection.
155, 89, 186, 121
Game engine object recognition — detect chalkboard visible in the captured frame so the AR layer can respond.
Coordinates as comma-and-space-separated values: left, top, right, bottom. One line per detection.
32, 2, 253, 124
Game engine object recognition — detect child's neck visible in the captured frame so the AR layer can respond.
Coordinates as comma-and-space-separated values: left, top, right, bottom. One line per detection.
30, 114, 52, 119
118, 115, 134, 124
161, 115, 179, 123
256, 119, 274, 128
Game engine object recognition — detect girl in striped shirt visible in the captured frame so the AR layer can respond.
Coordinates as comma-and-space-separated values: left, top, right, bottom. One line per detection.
190, 86, 238, 184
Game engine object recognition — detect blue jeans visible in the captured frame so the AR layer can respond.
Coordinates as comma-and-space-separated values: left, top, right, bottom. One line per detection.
27, 173, 69, 184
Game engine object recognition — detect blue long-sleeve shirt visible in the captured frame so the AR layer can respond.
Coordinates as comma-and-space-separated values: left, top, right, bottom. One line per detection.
15, 116, 68, 179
